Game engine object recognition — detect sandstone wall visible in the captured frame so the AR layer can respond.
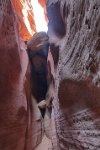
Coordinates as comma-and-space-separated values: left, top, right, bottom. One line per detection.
0, 1, 42, 149
47, 0, 100, 149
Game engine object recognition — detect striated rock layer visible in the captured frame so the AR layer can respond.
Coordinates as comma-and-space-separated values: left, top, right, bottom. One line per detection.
47, 0, 100, 149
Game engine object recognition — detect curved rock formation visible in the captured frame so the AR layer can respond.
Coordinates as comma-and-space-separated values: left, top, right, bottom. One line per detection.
0, 1, 42, 149
47, 0, 100, 149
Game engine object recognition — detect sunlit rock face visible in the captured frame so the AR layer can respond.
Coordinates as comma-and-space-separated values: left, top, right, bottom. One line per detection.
47, 0, 100, 149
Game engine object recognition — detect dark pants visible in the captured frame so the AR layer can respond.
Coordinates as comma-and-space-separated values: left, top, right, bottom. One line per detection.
39, 108, 46, 118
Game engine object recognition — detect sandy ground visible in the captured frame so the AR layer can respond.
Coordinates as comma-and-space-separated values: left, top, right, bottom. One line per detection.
35, 135, 53, 150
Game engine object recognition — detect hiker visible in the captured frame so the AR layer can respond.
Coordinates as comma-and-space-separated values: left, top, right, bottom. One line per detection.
27, 32, 49, 118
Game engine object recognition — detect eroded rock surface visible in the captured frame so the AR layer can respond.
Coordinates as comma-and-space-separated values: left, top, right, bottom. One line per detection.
47, 0, 100, 149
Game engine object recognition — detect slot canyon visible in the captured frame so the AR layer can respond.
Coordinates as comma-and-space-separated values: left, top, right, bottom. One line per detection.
0, 0, 100, 150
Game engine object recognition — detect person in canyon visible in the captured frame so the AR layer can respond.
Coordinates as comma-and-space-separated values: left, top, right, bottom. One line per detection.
27, 31, 49, 118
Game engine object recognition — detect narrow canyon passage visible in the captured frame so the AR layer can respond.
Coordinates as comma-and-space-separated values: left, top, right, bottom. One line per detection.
0, 0, 100, 150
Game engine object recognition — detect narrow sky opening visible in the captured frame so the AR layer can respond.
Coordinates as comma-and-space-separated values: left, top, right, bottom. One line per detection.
31, 0, 48, 32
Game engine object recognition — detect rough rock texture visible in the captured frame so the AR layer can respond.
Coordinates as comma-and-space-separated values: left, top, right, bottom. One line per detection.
47, 0, 100, 149
0, 1, 42, 149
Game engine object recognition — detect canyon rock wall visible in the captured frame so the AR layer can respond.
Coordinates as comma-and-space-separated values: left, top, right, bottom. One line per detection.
47, 0, 100, 149
0, 1, 42, 149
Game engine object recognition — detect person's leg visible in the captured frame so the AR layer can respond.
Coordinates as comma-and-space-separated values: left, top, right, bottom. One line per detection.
39, 108, 46, 118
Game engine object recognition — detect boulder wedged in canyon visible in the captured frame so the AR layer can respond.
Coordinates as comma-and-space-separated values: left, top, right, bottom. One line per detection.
47, 0, 100, 149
